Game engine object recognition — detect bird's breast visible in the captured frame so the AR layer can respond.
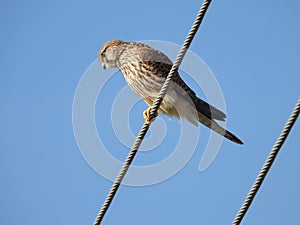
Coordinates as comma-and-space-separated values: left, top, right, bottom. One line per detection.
120, 64, 165, 99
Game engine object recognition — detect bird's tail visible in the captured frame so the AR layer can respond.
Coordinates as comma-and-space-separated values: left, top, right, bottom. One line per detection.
198, 112, 243, 145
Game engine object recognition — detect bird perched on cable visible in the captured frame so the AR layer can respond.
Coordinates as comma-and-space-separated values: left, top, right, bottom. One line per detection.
98, 40, 243, 144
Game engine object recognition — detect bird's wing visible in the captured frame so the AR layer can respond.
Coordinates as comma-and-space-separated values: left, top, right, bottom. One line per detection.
143, 61, 227, 121
173, 74, 227, 121
141, 60, 243, 144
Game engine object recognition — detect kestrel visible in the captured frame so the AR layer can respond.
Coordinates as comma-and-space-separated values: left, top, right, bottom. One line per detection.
98, 40, 243, 144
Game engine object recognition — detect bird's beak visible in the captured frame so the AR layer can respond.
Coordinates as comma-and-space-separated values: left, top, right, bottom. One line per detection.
97, 53, 107, 69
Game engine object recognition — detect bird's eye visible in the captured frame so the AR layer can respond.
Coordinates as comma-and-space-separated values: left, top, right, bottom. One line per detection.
100, 50, 105, 57
101, 47, 108, 56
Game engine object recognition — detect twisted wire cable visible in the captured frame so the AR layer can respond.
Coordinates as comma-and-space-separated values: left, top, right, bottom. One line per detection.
93, 1, 212, 224
149, 0, 211, 119
232, 99, 300, 225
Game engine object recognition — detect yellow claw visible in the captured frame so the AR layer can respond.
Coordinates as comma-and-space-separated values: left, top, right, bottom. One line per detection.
143, 108, 158, 123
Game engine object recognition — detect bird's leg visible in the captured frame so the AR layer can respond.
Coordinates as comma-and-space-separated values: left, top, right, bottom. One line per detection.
143, 107, 158, 123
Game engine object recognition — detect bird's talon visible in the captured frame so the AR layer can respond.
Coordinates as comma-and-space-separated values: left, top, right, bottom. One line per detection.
143, 108, 158, 123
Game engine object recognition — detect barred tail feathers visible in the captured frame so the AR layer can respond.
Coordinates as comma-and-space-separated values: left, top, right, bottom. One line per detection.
197, 112, 243, 144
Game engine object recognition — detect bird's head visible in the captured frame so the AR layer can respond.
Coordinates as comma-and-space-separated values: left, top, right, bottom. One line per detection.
98, 40, 127, 69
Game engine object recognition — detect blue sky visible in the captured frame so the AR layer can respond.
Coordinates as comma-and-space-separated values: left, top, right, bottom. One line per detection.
1, 0, 299, 225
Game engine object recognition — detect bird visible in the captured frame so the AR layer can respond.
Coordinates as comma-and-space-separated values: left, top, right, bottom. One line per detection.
98, 40, 243, 144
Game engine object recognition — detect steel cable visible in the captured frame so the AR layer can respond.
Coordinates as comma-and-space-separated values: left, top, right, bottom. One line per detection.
232, 99, 300, 225
93, 1, 212, 224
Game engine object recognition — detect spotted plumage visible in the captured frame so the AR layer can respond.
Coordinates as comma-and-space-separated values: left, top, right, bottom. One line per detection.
98, 40, 243, 144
